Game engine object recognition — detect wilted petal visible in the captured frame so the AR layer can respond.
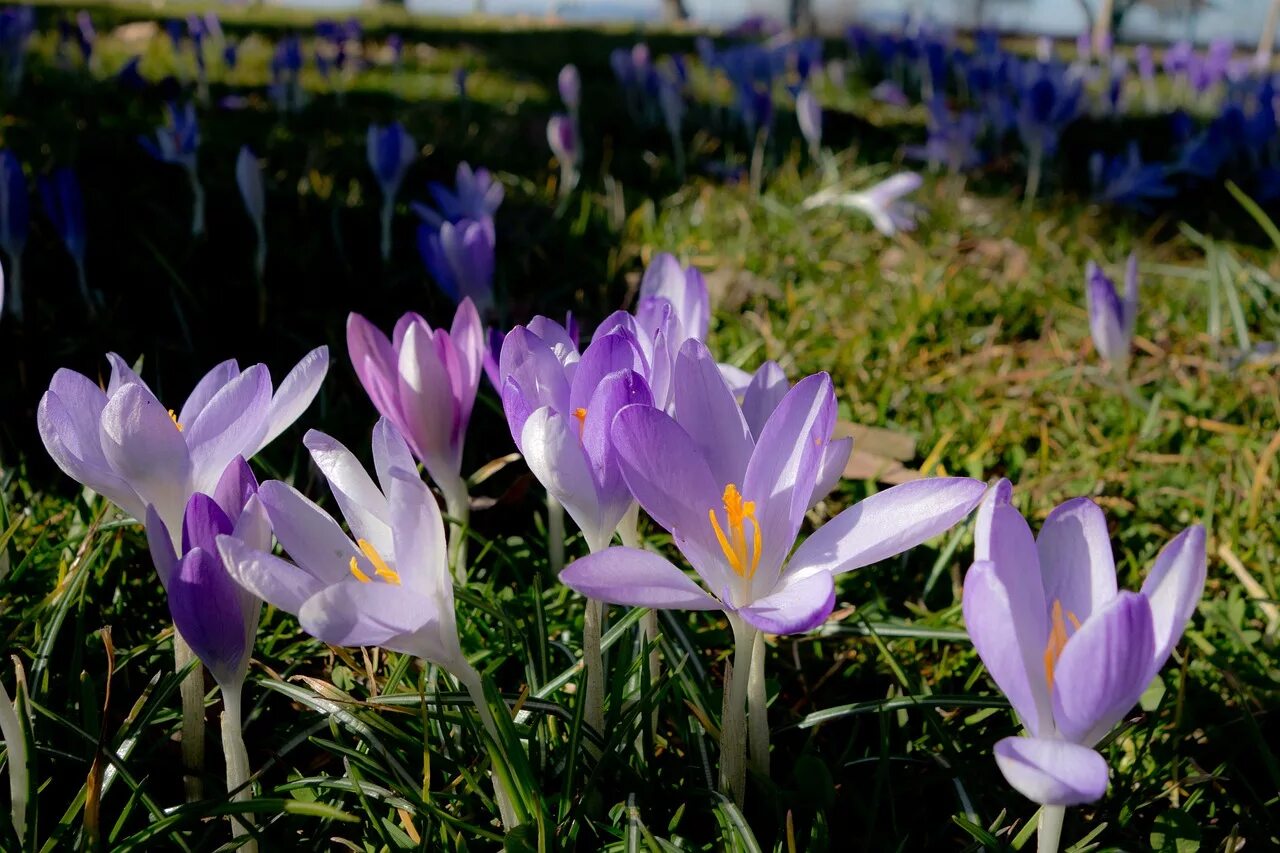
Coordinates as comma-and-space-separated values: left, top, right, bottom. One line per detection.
1139, 525, 1206, 676
258, 346, 330, 452
1036, 498, 1118, 624
993, 737, 1109, 806
1051, 591, 1154, 746
561, 547, 721, 610
739, 569, 835, 634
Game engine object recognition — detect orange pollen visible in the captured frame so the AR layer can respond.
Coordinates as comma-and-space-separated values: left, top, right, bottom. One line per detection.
1042, 599, 1081, 692
167, 409, 184, 432
572, 407, 588, 438
348, 538, 401, 585
708, 483, 762, 579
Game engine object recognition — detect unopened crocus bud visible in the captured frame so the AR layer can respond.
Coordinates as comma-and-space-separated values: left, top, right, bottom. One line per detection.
1085, 253, 1138, 368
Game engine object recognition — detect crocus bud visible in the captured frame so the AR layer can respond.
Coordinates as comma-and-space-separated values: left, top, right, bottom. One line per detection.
558, 63, 580, 113
1085, 253, 1138, 368
796, 89, 822, 157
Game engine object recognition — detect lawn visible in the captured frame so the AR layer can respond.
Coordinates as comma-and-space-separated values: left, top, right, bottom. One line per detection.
0, 4, 1277, 851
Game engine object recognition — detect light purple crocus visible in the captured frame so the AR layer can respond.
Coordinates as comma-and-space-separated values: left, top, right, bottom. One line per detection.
796, 88, 822, 160
417, 218, 495, 317
367, 121, 417, 261
547, 113, 578, 197
636, 252, 709, 346
962, 482, 1205, 849
347, 300, 484, 576
38, 348, 329, 540
412, 162, 504, 230
1085, 253, 1138, 369
802, 172, 923, 236
558, 63, 580, 114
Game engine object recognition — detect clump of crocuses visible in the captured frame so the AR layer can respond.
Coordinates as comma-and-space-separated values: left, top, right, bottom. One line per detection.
963, 481, 1205, 853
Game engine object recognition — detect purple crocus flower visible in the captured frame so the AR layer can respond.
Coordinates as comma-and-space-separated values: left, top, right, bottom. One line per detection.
141, 102, 204, 236
636, 252, 710, 346
802, 172, 923, 236
39, 167, 90, 308
547, 113, 578, 197
796, 89, 822, 160
1085, 254, 1138, 369
346, 300, 484, 574
0, 149, 28, 319
411, 162, 504, 230
962, 482, 1205, 844
1090, 145, 1175, 213
416, 217, 495, 316
37, 347, 329, 539
559, 63, 580, 114
367, 122, 416, 261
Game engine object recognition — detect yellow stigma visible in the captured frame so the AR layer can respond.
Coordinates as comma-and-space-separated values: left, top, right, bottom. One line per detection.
1042, 599, 1082, 692
708, 484, 762, 579
167, 409, 184, 432
348, 539, 401, 585
572, 407, 588, 438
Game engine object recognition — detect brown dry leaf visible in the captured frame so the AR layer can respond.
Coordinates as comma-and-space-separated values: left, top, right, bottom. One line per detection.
833, 421, 922, 484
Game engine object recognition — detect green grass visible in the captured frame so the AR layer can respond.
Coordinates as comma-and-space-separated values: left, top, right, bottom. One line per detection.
0, 7, 1278, 851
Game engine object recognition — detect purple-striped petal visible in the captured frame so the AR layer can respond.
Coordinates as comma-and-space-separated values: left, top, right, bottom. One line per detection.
560, 547, 721, 610
993, 737, 1109, 806
1036, 498, 1118, 625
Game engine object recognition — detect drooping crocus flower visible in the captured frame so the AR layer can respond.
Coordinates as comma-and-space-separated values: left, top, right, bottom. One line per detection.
39, 167, 90, 309
417, 218, 495, 316
366, 121, 417, 261
411, 162, 503, 230
1085, 254, 1138, 370
37, 347, 326, 797
0, 149, 28, 320
236, 146, 266, 288
214, 422, 515, 827
501, 316, 654, 732
796, 88, 822, 161
547, 113, 578, 199
801, 172, 923, 236
562, 349, 986, 803
145, 458, 267, 848
346, 300, 484, 579
963, 482, 1205, 852
141, 102, 204, 237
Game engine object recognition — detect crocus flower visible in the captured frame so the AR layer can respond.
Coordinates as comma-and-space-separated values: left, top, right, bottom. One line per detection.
347, 300, 483, 577
562, 343, 985, 800
236, 146, 266, 285
0, 149, 28, 320
802, 172, 923, 236
367, 121, 417, 261
214, 422, 509, 759
141, 102, 204, 237
547, 113, 578, 198
411, 162, 504, 230
39, 167, 90, 309
636, 252, 710, 346
38, 347, 329, 539
1085, 254, 1138, 370
558, 63, 580, 114
963, 482, 1205, 848
796, 88, 822, 161
417, 218, 495, 316
1089, 145, 1175, 213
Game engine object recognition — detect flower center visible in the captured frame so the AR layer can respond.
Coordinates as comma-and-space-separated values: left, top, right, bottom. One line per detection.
1043, 599, 1082, 692
572, 407, 588, 438
348, 538, 401, 585
167, 409, 184, 432
708, 483, 762, 579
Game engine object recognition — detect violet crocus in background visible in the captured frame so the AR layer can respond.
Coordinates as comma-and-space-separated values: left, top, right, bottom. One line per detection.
236, 146, 267, 317
417, 218, 496, 317
39, 167, 91, 310
141, 102, 205, 237
562, 348, 986, 804
366, 121, 416, 261
547, 113, 578, 202
269, 37, 304, 112
637, 252, 710, 347
146, 458, 268, 851
216, 422, 521, 830
37, 346, 328, 798
559, 63, 580, 116
412, 162, 504, 230
796, 88, 822, 162
1085, 253, 1138, 372
802, 172, 923, 236
0, 149, 28, 320
500, 316, 654, 732
346, 299, 484, 580
963, 481, 1205, 853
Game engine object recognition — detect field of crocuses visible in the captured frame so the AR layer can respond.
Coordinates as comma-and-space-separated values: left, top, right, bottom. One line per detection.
0, 3, 1278, 851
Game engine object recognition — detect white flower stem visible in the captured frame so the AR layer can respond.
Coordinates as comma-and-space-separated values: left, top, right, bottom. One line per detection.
1038, 805, 1066, 853
746, 630, 769, 777
546, 493, 565, 576
442, 476, 470, 586
720, 616, 756, 807
582, 597, 605, 734
0, 678, 28, 844
220, 683, 256, 852
175, 634, 206, 802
